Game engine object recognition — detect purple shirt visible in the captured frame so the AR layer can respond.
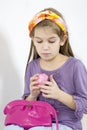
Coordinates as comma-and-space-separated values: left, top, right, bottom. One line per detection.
22, 57, 87, 130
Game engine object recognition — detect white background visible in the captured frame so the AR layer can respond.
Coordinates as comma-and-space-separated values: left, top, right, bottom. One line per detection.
0, 0, 87, 129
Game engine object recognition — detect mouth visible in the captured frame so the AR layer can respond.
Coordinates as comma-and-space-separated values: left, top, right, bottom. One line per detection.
42, 53, 51, 56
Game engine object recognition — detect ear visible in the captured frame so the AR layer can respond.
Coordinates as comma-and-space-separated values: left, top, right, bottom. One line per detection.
60, 35, 67, 46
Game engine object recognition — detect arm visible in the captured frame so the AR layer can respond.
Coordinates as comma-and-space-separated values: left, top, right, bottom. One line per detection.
73, 60, 87, 118
22, 62, 31, 99
26, 74, 41, 101
26, 94, 37, 101
56, 89, 76, 110
57, 60, 87, 114
22, 61, 40, 100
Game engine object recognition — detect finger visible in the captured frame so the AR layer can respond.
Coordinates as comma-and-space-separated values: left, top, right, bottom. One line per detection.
30, 86, 40, 91
44, 81, 53, 86
30, 80, 39, 86
40, 89, 49, 94
40, 86, 51, 93
40, 84, 51, 90
49, 75, 55, 83
30, 74, 39, 82
42, 92, 51, 98
33, 86, 40, 90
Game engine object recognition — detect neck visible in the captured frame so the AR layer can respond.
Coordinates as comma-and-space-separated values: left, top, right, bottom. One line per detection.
40, 54, 63, 64
40, 54, 68, 71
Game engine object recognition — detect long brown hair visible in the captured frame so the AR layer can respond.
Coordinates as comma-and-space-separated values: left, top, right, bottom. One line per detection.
26, 7, 74, 69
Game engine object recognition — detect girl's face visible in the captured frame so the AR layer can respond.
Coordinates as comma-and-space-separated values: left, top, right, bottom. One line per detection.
33, 26, 64, 61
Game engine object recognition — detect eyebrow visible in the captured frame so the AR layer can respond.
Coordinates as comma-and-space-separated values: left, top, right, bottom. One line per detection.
34, 37, 42, 39
34, 36, 58, 39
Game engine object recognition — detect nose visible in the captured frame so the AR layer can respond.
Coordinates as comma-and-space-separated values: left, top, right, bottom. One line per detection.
42, 42, 49, 50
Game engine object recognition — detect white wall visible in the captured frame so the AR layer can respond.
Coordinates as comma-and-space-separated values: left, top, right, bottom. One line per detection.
0, 0, 87, 129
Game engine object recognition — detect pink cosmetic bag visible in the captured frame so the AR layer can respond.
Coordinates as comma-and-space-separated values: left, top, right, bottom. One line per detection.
3, 100, 59, 130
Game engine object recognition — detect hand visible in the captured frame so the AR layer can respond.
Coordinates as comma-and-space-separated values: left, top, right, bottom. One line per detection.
40, 75, 76, 110
40, 75, 61, 99
30, 74, 41, 99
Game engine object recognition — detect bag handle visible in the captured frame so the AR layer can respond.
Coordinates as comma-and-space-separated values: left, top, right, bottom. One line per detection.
51, 108, 59, 130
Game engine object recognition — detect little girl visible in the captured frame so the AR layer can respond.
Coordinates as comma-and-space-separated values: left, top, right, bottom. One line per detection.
4, 7, 87, 130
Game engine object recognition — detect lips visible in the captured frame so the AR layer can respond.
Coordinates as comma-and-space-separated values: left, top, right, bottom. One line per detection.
42, 53, 51, 56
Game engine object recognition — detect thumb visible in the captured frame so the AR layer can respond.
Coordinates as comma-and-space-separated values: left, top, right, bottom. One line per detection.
50, 75, 55, 83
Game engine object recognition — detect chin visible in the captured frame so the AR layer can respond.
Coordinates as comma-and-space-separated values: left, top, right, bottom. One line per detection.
42, 57, 54, 61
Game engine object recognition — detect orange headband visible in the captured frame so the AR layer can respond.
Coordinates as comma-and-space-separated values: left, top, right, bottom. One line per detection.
28, 10, 67, 36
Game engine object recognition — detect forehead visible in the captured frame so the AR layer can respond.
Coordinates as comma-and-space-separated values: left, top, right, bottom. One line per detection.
34, 26, 58, 38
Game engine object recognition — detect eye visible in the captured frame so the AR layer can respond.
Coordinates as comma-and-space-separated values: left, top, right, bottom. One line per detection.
34, 39, 43, 43
33, 38, 43, 44
48, 40, 55, 43
37, 40, 43, 43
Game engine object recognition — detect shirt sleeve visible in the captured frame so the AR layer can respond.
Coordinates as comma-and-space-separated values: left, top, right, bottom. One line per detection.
73, 60, 87, 119
22, 62, 32, 99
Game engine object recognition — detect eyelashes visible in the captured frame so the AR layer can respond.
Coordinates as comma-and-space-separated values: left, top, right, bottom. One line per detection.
35, 40, 56, 44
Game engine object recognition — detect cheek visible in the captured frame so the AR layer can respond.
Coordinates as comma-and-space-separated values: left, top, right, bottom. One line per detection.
34, 43, 40, 49
36, 45, 42, 50
35, 45, 42, 53
52, 44, 60, 51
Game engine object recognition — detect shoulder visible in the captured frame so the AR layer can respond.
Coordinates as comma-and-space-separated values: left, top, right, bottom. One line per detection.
69, 57, 86, 68
70, 57, 87, 74
64, 57, 87, 75
27, 58, 39, 68
26, 58, 40, 75
74, 57, 86, 68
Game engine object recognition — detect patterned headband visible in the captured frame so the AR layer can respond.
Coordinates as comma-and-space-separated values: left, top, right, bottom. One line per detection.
28, 10, 67, 36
